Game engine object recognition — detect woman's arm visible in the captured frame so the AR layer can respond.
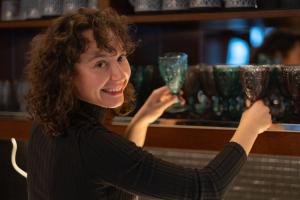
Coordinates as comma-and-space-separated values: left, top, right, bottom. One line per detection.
125, 86, 182, 147
125, 117, 149, 147
80, 124, 247, 200
79, 100, 271, 200
230, 100, 272, 155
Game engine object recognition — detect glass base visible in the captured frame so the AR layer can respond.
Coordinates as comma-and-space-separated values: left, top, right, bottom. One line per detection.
166, 103, 188, 113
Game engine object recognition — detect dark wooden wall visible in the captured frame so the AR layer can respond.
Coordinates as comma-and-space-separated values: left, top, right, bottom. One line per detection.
0, 29, 41, 81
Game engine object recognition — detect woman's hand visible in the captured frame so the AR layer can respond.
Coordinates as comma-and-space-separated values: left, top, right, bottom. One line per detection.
125, 86, 185, 147
231, 100, 272, 155
135, 86, 185, 125
238, 100, 272, 135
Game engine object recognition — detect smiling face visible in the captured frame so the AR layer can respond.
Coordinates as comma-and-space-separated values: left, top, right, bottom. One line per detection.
73, 30, 131, 108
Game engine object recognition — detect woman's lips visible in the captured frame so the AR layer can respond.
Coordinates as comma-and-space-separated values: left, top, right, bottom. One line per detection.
101, 80, 127, 96
101, 87, 124, 96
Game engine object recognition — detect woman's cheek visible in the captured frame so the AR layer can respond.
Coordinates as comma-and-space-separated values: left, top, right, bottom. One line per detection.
125, 63, 131, 79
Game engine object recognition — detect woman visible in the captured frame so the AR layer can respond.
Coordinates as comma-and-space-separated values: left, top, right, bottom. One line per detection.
26, 8, 272, 200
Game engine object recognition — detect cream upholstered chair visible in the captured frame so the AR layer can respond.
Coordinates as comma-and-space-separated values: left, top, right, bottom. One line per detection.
11, 138, 27, 178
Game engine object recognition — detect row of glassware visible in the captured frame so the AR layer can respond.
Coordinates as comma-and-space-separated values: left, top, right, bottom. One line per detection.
0, 79, 28, 112
130, 0, 258, 13
1, 0, 98, 21
131, 52, 298, 121
129, 63, 299, 122
182, 64, 300, 122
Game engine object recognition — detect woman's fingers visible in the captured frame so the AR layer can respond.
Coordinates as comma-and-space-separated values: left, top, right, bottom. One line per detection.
150, 86, 186, 110
156, 95, 178, 110
159, 93, 185, 104
177, 95, 186, 105
156, 95, 186, 110
152, 86, 185, 98
152, 86, 170, 96
160, 94, 172, 102
240, 100, 272, 134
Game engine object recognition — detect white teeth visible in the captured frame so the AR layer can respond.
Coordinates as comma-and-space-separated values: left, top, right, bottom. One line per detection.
104, 88, 122, 93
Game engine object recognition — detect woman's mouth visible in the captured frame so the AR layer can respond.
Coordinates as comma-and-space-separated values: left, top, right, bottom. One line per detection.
101, 87, 123, 96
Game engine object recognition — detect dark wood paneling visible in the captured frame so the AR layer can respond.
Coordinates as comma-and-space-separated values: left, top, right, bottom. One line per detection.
109, 0, 133, 14
0, 119, 32, 141
0, 29, 41, 80
131, 23, 202, 66
0, 19, 52, 29
14, 29, 41, 79
0, 31, 13, 80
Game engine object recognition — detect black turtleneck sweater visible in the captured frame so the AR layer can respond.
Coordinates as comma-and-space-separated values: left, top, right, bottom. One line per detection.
27, 100, 247, 200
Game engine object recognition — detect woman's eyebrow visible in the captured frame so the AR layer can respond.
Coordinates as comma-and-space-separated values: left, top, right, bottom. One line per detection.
86, 49, 126, 62
87, 52, 108, 62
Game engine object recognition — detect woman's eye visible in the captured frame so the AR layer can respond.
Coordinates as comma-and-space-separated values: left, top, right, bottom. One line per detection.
95, 62, 106, 68
118, 55, 127, 63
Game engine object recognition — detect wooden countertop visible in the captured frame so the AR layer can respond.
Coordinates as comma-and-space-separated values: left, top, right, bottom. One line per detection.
1, 117, 300, 156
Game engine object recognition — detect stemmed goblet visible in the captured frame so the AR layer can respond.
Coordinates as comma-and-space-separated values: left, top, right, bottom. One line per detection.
281, 65, 300, 115
266, 65, 289, 121
214, 65, 243, 120
240, 65, 270, 106
158, 52, 188, 113
197, 64, 220, 118
183, 64, 218, 117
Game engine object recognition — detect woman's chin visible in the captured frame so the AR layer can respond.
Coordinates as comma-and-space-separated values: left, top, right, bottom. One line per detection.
109, 102, 123, 108
99, 90, 125, 108
102, 98, 124, 109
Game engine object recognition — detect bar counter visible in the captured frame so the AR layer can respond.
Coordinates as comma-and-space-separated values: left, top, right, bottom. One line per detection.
1, 112, 300, 156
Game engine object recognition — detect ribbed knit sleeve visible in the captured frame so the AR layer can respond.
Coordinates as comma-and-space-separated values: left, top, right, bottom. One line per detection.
78, 124, 247, 200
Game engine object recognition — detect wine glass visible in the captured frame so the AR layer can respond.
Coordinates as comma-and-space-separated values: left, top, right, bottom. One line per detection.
183, 64, 216, 117
240, 65, 270, 106
197, 64, 220, 118
183, 65, 203, 114
28, 0, 42, 19
158, 52, 188, 113
214, 65, 243, 120
266, 65, 289, 121
281, 65, 300, 115
63, 0, 87, 14
42, 0, 62, 17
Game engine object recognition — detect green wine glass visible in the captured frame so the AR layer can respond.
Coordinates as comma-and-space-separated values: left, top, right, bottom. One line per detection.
159, 52, 188, 113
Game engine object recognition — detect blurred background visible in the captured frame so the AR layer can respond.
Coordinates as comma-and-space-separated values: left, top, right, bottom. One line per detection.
1, 0, 300, 199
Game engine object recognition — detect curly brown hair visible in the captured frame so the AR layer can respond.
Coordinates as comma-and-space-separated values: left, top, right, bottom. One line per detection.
26, 8, 136, 136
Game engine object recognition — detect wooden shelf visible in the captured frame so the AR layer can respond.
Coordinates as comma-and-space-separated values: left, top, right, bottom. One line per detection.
1, 118, 300, 157
0, 119, 32, 141
0, 19, 53, 29
127, 9, 300, 24
0, 9, 300, 29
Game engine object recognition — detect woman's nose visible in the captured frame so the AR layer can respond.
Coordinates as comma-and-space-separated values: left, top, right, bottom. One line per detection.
110, 62, 126, 81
